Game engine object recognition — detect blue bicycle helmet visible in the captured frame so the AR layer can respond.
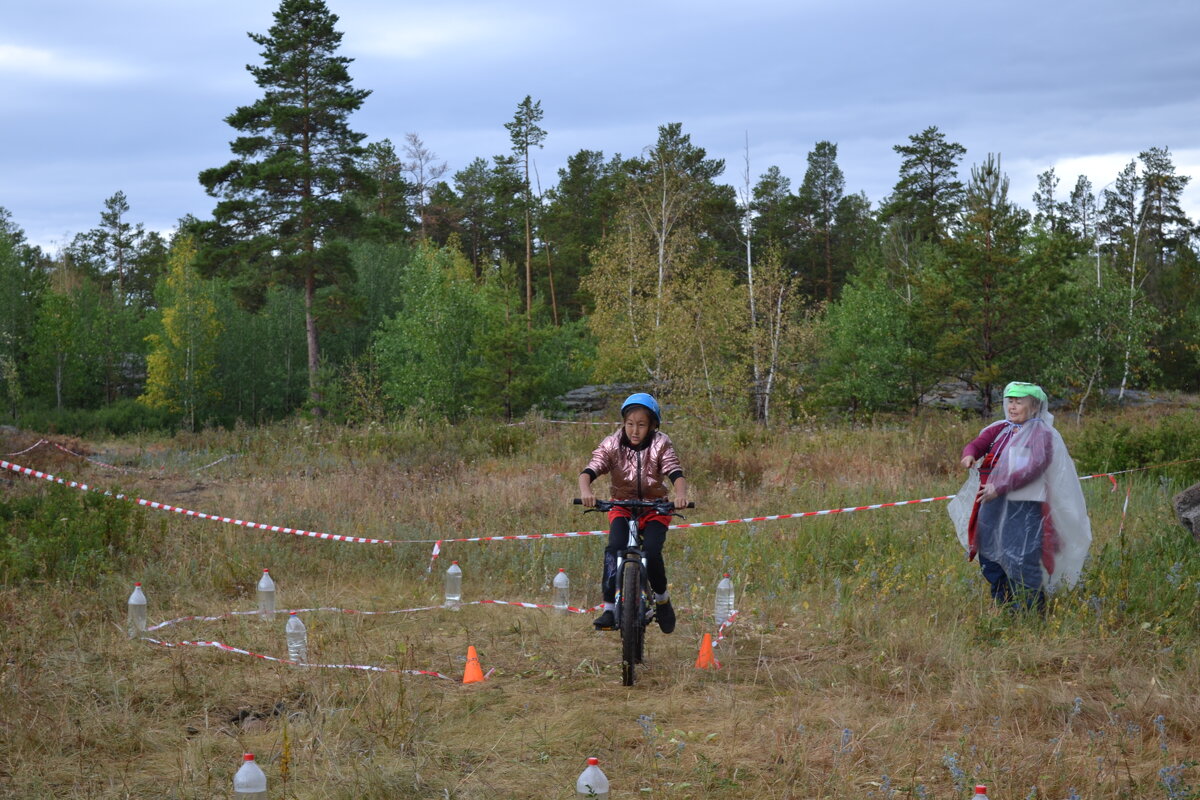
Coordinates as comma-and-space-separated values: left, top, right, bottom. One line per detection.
620, 392, 661, 425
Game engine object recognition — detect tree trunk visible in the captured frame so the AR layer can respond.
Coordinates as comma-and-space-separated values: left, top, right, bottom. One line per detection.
524, 209, 533, 335
544, 244, 559, 326
305, 270, 322, 415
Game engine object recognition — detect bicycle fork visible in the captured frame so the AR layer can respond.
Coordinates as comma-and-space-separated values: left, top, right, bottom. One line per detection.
616, 519, 654, 634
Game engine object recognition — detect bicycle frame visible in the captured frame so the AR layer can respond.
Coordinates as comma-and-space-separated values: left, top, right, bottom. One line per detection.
575, 497, 691, 686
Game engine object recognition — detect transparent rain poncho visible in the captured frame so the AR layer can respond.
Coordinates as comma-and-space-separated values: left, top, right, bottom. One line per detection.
947, 402, 1091, 594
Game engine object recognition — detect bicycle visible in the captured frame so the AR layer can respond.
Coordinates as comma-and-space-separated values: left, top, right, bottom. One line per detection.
574, 497, 693, 686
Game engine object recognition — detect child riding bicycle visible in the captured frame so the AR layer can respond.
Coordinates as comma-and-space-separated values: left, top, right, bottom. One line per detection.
577, 392, 689, 633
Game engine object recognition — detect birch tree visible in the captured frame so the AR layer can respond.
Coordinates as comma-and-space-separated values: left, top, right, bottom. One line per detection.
140, 236, 222, 431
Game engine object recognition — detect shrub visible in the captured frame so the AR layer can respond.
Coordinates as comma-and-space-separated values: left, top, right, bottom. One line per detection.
18, 400, 176, 437
0, 484, 151, 582
1068, 408, 1200, 483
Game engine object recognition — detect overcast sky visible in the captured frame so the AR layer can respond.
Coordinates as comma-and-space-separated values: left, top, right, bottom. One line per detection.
3, 0, 1199, 251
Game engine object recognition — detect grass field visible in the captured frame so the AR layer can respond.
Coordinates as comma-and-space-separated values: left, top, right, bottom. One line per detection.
1, 408, 1198, 799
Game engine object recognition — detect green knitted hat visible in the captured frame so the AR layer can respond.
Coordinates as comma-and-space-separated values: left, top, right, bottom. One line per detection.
1003, 381, 1047, 406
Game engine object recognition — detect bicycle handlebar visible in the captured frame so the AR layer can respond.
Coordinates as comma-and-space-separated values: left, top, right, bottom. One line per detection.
573, 498, 694, 512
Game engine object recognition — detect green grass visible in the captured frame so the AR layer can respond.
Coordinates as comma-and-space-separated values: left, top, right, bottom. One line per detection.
0, 407, 1197, 798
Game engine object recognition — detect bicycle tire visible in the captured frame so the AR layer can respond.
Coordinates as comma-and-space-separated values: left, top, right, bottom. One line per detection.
636, 578, 652, 663
621, 560, 642, 686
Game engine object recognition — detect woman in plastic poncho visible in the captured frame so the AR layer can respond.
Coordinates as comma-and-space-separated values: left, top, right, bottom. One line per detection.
948, 382, 1092, 612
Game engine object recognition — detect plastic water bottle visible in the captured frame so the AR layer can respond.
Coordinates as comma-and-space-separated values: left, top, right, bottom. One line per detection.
553, 568, 571, 612
974, 786, 989, 800
444, 561, 463, 609
256, 569, 276, 621
576, 756, 609, 799
233, 752, 268, 797
285, 612, 307, 663
715, 573, 735, 627
127, 582, 147, 638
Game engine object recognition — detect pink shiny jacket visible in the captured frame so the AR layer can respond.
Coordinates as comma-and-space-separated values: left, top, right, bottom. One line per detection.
582, 429, 684, 500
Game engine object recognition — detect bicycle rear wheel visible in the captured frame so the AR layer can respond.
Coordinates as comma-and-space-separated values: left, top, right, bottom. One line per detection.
620, 560, 643, 686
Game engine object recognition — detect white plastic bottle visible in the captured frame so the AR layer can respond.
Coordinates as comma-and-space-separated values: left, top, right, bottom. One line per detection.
256, 569, 276, 622
285, 612, 307, 663
974, 786, 989, 800
233, 752, 268, 797
127, 582, 147, 638
444, 561, 463, 609
714, 573, 735, 627
575, 756, 609, 799
553, 568, 571, 612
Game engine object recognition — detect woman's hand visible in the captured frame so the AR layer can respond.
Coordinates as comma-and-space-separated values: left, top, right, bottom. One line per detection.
960, 454, 976, 469
975, 483, 998, 503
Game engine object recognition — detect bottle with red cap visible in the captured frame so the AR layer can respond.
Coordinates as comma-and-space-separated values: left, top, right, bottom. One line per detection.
256, 569, 276, 621
575, 756, 609, 799
974, 785, 990, 799
233, 752, 267, 797
127, 582, 147, 638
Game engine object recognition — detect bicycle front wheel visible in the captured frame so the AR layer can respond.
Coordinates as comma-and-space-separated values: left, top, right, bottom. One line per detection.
620, 560, 643, 686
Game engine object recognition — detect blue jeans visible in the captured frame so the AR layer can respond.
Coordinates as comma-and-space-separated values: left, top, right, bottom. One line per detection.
977, 499, 1046, 611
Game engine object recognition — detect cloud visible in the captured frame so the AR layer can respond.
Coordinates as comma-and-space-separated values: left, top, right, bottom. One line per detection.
1053, 150, 1200, 221
0, 43, 137, 82
347, 7, 560, 60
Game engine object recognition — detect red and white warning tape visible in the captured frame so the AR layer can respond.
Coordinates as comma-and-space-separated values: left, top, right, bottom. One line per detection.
48, 441, 143, 473
1, 440, 238, 473
424, 494, 960, 564
5, 456, 1197, 551
507, 420, 615, 427
711, 610, 738, 651
138, 598, 604, 679
146, 600, 600, 632
3, 438, 47, 457
192, 453, 239, 472
1, 458, 403, 545
140, 636, 455, 679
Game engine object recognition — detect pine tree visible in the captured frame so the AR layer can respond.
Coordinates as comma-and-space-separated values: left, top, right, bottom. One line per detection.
505, 96, 548, 327
541, 149, 625, 319
750, 166, 797, 252
881, 125, 967, 244
1137, 146, 1191, 273
916, 155, 1058, 415
354, 138, 411, 236
0, 210, 48, 420
797, 141, 846, 300
197, 0, 371, 413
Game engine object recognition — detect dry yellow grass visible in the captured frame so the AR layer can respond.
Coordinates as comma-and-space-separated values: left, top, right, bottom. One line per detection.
1, 412, 1197, 798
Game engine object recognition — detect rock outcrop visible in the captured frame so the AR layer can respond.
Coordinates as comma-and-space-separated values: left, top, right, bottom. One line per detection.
1173, 482, 1200, 543
556, 384, 639, 416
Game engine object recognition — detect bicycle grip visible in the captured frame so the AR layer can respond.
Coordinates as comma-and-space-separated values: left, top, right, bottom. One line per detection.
682, 501, 695, 508
572, 498, 583, 504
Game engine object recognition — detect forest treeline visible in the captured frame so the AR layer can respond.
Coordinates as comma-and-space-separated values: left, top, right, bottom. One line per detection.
1, 0, 1197, 433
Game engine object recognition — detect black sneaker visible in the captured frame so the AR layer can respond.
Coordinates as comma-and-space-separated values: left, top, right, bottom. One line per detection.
656, 600, 676, 634
593, 609, 617, 630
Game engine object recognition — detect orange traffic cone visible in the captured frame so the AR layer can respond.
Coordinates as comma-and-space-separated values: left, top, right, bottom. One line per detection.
462, 645, 485, 684
695, 633, 719, 669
